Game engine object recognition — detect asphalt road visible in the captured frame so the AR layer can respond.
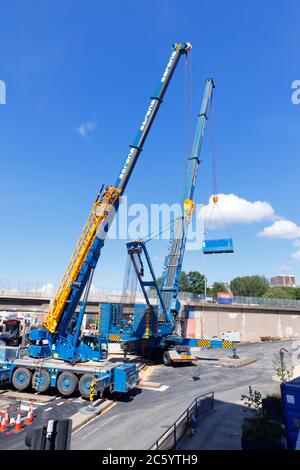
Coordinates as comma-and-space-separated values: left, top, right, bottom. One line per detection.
0, 393, 88, 450
71, 340, 293, 450
0, 340, 293, 450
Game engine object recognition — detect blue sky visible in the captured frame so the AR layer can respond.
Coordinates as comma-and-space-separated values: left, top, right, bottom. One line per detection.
0, 0, 300, 290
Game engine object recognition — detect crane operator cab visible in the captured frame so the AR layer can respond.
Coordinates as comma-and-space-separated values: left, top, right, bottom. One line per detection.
81, 334, 108, 361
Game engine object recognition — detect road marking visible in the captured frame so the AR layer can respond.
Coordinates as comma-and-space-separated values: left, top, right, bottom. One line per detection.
72, 402, 118, 435
44, 407, 52, 412
56, 402, 65, 406
81, 415, 118, 440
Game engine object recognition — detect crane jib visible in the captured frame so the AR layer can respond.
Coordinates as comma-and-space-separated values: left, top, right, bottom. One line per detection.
160, 78, 215, 325
115, 43, 192, 192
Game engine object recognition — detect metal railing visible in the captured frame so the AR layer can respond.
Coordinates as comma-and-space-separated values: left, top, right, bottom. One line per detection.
150, 392, 214, 450
1, 279, 300, 310
232, 295, 300, 309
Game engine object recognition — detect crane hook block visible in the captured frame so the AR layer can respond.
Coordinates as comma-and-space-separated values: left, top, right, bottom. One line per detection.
173, 42, 192, 52
184, 199, 195, 223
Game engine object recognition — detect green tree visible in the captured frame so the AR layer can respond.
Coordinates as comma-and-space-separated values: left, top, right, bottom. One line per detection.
294, 287, 300, 300
210, 282, 228, 298
179, 271, 205, 295
179, 271, 189, 292
187, 271, 206, 295
230, 275, 269, 297
265, 286, 297, 300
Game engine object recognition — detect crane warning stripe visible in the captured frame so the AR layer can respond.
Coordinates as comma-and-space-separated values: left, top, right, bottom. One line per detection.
222, 341, 234, 349
196, 340, 211, 347
109, 335, 121, 341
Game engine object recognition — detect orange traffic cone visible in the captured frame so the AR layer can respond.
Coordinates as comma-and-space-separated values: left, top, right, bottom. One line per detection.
0, 412, 3, 432
25, 403, 33, 425
13, 409, 23, 433
0, 414, 7, 432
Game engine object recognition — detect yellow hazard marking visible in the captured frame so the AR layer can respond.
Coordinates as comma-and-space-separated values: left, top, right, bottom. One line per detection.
90, 381, 96, 402
196, 339, 211, 347
109, 335, 121, 341
222, 341, 234, 349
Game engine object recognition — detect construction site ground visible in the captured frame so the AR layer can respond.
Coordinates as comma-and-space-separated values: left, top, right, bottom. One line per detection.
0, 340, 297, 450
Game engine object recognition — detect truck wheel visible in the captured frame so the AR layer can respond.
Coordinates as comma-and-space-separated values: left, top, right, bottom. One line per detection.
32, 369, 50, 393
57, 372, 78, 396
12, 367, 32, 390
78, 373, 95, 399
162, 351, 171, 367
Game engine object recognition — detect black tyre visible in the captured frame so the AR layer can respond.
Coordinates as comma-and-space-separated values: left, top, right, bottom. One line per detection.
32, 369, 51, 393
162, 351, 171, 367
12, 367, 32, 391
57, 372, 78, 396
78, 373, 95, 399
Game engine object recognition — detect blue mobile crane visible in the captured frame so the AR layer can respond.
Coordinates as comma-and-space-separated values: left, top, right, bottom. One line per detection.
0, 42, 192, 396
101, 79, 238, 365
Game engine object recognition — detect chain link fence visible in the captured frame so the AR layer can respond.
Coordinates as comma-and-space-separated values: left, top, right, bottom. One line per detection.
1, 279, 300, 310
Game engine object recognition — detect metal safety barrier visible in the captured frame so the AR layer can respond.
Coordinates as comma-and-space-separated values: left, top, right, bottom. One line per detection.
150, 391, 214, 450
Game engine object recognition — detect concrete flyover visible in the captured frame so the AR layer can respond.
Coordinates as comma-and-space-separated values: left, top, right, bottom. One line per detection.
1, 292, 300, 341
182, 302, 300, 342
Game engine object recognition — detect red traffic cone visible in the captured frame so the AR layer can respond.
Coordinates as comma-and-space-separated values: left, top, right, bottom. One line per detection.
25, 403, 33, 425
0, 412, 3, 432
13, 409, 23, 433
0, 414, 7, 432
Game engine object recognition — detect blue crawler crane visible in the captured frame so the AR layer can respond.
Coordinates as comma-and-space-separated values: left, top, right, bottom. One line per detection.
0, 42, 192, 396
101, 79, 239, 365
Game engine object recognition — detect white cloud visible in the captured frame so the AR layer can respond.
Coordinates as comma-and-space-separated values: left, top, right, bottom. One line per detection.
292, 250, 300, 262
198, 193, 275, 228
76, 120, 97, 139
258, 219, 300, 239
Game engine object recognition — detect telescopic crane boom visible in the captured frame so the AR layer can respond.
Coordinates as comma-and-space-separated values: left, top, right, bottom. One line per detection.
28, 42, 192, 363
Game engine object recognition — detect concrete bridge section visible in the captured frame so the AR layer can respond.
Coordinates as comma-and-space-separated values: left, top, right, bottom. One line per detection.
1, 292, 300, 342
182, 302, 300, 342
